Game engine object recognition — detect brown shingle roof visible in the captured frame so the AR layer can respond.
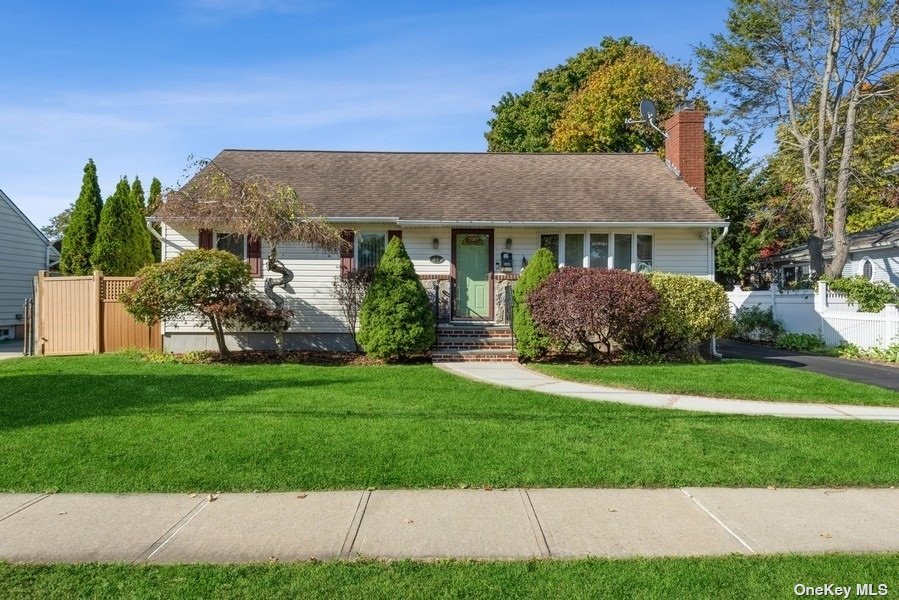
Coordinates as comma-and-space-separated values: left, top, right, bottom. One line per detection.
208, 150, 726, 225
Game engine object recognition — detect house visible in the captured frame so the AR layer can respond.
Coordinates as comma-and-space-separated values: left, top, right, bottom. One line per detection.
0, 189, 58, 339
767, 220, 899, 287
159, 105, 727, 355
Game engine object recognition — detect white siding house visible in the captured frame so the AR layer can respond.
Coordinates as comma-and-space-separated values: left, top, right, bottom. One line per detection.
0, 190, 57, 339
159, 105, 727, 354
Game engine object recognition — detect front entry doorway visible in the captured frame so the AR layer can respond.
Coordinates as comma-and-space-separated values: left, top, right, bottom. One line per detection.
452, 229, 493, 320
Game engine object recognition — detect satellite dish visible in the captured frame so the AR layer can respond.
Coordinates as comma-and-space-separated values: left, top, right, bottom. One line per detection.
639, 99, 658, 126
625, 99, 667, 139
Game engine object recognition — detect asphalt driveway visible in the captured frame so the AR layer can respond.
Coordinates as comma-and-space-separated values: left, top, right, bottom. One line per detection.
0, 340, 23, 361
719, 340, 899, 392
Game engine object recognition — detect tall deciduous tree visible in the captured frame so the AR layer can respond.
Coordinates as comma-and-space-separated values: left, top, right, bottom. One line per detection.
91, 178, 154, 276
697, 0, 899, 277
59, 159, 103, 275
550, 45, 694, 152
485, 37, 644, 152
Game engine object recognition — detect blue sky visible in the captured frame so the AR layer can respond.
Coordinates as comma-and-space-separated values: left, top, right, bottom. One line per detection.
2, 0, 740, 228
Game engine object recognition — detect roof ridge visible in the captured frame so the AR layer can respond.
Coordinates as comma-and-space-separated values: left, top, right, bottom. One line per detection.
218, 149, 659, 156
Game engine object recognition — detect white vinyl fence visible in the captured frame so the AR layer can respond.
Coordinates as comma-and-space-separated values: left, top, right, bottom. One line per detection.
727, 282, 899, 349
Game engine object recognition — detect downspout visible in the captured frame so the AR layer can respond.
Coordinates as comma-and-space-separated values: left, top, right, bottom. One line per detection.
709, 225, 730, 359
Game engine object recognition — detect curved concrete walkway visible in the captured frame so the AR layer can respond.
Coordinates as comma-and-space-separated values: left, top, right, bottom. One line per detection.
436, 362, 899, 422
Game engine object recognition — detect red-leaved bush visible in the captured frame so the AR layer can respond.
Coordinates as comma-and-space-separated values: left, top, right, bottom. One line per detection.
527, 268, 659, 360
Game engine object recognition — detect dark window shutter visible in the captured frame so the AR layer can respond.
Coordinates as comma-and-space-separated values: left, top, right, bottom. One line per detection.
248, 235, 262, 277
198, 229, 213, 249
340, 230, 355, 275
388, 230, 402, 242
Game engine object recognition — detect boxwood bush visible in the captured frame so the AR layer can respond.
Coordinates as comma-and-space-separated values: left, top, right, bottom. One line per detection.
527, 268, 659, 361
357, 237, 435, 360
512, 248, 558, 360
620, 272, 731, 357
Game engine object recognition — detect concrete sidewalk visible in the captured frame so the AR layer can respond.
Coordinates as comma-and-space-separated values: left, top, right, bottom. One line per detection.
0, 488, 896, 563
437, 362, 899, 422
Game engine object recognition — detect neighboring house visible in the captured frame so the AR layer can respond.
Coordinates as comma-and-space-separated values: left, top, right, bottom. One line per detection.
160, 105, 727, 354
0, 189, 58, 339
767, 220, 899, 286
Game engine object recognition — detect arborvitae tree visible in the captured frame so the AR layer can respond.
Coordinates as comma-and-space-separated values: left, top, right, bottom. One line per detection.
130, 176, 155, 263
147, 177, 163, 260
91, 178, 154, 275
357, 237, 435, 360
512, 247, 558, 360
59, 159, 103, 275
131, 176, 146, 211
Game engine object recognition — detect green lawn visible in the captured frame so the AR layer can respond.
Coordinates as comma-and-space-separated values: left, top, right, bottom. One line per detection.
1, 555, 897, 599
532, 359, 899, 406
1, 354, 898, 492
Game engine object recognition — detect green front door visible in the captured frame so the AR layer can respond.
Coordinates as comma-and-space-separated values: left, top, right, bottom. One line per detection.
455, 232, 490, 319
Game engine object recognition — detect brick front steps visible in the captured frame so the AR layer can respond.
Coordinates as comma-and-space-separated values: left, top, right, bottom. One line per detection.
431, 324, 518, 362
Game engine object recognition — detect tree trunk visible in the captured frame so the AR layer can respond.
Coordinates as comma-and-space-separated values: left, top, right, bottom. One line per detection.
205, 313, 230, 356
264, 244, 293, 354
827, 92, 864, 278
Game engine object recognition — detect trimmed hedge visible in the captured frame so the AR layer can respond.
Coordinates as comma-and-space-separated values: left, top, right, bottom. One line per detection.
621, 272, 731, 357
357, 237, 435, 360
512, 248, 558, 360
527, 268, 659, 361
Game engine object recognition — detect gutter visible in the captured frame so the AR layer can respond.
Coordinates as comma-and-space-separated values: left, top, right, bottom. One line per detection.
395, 219, 729, 228
710, 225, 730, 360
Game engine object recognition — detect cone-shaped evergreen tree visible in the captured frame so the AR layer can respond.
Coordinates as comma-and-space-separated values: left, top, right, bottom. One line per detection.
91, 178, 154, 275
59, 159, 103, 275
512, 247, 557, 360
147, 177, 163, 260
131, 176, 146, 211
357, 237, 435, 359
130, 176, 155, 263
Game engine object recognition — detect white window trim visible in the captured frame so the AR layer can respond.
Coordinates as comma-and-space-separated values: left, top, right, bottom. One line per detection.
858, 256, 875, 281
540, 231, 654, 272
214, 231, 248, 260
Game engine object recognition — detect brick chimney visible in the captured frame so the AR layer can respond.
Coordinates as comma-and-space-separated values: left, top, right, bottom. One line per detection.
664, 101, 706, 200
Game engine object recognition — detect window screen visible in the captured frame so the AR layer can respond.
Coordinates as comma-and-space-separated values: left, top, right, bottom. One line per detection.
613, 234, 632, 270
216, 233, 245, 259
636, 234, 653, 272
358, 233, 386, 269
540, 234, 559, 263
589, 234, 609, 269
564, 234, 584, 267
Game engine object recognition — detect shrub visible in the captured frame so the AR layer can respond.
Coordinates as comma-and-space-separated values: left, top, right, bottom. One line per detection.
121, 249, 291, 356
774, 332, 827, 352
621, 273, 731, 357
823, 276, 899, 312
357, 237, 435, 360
731, 306, 784, 343
512, 248, 558, 360
333, 267, 375, 351
59, 159, 103, 276
527, 268, 659, 361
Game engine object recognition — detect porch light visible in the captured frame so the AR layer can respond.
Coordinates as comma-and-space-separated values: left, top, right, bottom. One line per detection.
432, 238, 440, 249
505, 238, 513, 250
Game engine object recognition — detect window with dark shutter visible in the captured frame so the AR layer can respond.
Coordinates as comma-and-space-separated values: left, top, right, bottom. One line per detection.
388, 230, 402, 242
199, 228, 213, 249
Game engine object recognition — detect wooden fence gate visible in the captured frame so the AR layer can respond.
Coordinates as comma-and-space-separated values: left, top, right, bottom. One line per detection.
34, 271, 161, 356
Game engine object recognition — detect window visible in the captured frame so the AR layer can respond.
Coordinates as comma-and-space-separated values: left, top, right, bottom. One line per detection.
589, 233, 609, 269
216, 233, 246, 259
358, 232, 386, 269
613, 234, 632, 270
540, 234, 559, 263
782, 266, 796, 285
636, 234, 653, 272
564, 233, 584, 267
862, 259, 874, 281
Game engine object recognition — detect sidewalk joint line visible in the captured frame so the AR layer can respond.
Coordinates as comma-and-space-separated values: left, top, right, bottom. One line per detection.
680, 489, 755, 554
133, 497, 208, 563
824, 404, 860, 419
339, 490, 371, 561
521, 489, 551, 558
0, 493, 50, 522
